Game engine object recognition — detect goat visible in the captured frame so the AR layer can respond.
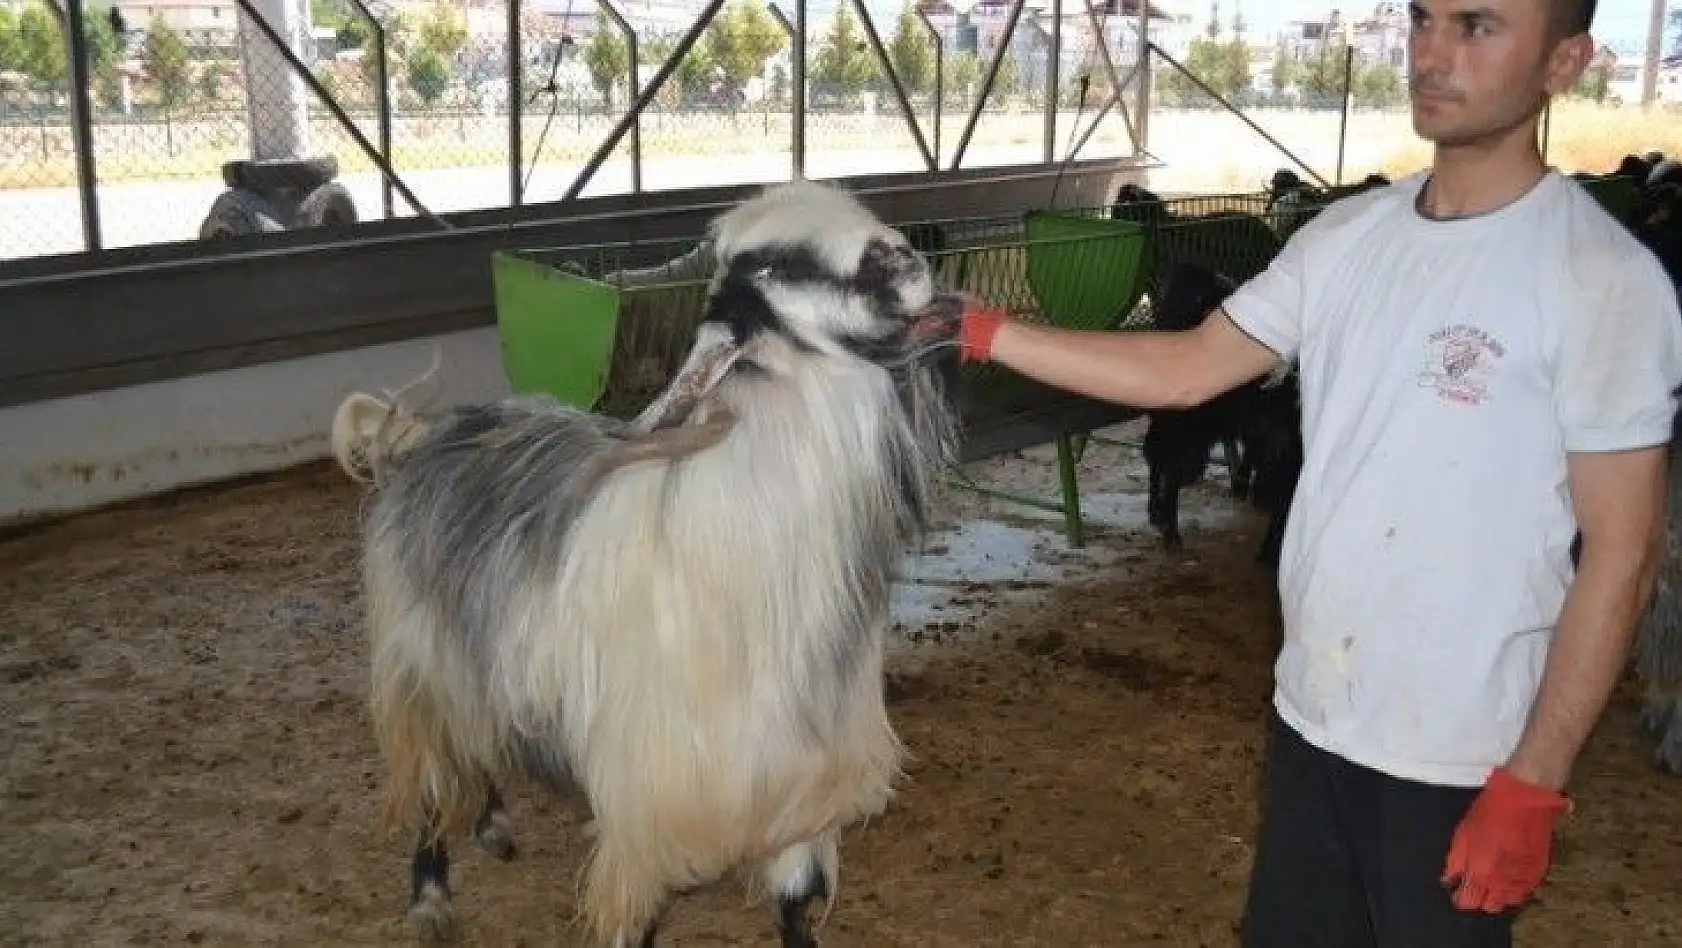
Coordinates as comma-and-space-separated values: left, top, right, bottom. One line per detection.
1262, 170, 1391, 242
328, 180, 966, 947
1141, 261, 1301, 560
1112, 183, 1287, 291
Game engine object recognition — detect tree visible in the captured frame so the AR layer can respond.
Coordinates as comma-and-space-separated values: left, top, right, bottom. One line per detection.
888, 4, 934, 97
417, 0, 466, 63
141, 17, 192, 109
1297, 38, 1351, 110
1351, 55, 1403, 108
583, 10, 628, 107
407, 46, 448, 104
706, 0, 785, 99
0, 7, 21, 76
1158, 34, 1250, 106
646, 32, 717, 107
812, 5, 873, 100
945, 48, 980, 105
1270, 40, 1295, 100
15, 2, 67, 87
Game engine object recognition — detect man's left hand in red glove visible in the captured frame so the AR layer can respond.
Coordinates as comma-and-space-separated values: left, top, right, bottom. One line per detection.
1440, 765, 1570, 914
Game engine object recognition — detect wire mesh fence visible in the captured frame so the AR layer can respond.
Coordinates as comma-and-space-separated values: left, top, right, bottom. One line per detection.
2, 0, 1669, 263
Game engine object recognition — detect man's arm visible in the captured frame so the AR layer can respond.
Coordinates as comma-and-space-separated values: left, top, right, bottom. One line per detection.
984, 307, 1286, 410
1504, 445, 1668, 791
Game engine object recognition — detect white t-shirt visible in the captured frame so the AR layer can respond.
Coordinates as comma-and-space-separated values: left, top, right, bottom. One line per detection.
1223, 168, 1682, 788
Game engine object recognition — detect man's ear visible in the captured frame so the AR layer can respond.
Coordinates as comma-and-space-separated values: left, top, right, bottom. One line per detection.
1544, 32, 1596, 97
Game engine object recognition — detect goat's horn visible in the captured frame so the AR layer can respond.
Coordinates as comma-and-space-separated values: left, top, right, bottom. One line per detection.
600, 407, 738, 473
627, 326, 742, 435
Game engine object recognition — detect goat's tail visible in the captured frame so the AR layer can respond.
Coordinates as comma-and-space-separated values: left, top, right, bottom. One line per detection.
328, 347, 445, 486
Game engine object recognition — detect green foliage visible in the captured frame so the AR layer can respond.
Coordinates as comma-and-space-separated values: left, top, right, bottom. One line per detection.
583, 10, 628, 106
141, 16, 192, 109
888, 4, 934, 97
417, 0, 466, 61
812, 5, 873, 99
407, 46, 449, 104
706, 1, 785, 96
0, 7, 20, 75
1158, 34, 1251, 106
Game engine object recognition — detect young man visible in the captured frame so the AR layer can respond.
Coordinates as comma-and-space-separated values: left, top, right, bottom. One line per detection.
948, 0, 1682, 944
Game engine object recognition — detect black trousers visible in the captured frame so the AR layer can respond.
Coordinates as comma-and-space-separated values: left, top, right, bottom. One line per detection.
1240, 712, 1518, 948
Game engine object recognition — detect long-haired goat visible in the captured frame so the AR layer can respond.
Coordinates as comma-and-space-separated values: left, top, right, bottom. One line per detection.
329, 180, 966, 946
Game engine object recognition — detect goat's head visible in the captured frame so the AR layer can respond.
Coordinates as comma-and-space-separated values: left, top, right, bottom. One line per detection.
630, 181, 964, 437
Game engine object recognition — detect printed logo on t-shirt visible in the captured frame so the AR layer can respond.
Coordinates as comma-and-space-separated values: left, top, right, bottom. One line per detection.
1417, 323, 1506, 406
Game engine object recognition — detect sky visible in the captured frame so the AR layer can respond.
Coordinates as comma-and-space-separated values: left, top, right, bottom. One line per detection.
1160, 0, 1669, 55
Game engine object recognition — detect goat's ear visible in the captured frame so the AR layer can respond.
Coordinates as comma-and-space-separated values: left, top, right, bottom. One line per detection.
859, 237, 919, 281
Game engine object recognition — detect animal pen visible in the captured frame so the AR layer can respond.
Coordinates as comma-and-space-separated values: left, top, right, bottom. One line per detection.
4, 0, 1682, 940
6, 181, 1681, 945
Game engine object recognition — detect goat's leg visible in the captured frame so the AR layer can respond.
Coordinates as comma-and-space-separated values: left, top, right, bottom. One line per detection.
1224, 436, 1251, 500
408, 810, 458, 944
1257, 506, 1287, 567
1159, 466, 1185, 553
763, 833, 839, 948
472, 781, 517, 861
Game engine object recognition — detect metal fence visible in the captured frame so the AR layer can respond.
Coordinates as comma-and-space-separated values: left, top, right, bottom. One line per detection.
0, 0, 1159, 262
2, 0, 1667, 264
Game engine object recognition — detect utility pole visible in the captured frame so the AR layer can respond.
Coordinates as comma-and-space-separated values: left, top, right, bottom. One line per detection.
1641, 0, 1665, 106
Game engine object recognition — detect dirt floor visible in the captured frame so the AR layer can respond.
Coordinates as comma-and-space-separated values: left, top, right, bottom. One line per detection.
2, 421, 1678, 947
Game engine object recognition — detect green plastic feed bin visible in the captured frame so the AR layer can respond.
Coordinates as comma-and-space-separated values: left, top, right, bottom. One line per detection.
490, 242, 715, 418
490, 249, 622, 411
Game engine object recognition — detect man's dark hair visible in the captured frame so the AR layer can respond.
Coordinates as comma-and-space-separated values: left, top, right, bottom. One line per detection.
1551, 0, 1598, 38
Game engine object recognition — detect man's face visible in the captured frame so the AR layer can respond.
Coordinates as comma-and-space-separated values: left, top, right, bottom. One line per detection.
1407, 0, 1592, 147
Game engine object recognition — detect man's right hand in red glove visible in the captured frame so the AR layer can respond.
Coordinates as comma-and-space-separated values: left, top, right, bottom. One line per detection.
954, 297, 1007, 363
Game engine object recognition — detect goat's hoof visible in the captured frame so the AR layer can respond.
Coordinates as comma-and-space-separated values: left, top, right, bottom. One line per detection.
408, 882, 459, 944
475, 812, 518, 861
1161, 533, 1183, 553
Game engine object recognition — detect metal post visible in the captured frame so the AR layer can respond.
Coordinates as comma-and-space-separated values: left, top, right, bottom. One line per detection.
793, 0, 806, 180
563, 0, 725, 201
599, 0, 641, 192
850, 0, 935, 170
1150, 40, 1330, 189
1642, 0, 1665, 107
1335, 44, 1353, 185
918, 10, 942, 166
1084, 0, 1139, 155
1043, 0, 1060, 164
232, 0, 444, 224
240, 0, 312, 160
508, 0, 523, 205
1134, 0, 1150, 158
951, 0, 1027, 170
62, 0, 101, 251
345, 0, 391, 218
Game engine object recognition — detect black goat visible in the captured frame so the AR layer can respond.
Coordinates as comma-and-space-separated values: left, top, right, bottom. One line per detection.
1142, 261, 1303, 562
1242, 370, 1304, 567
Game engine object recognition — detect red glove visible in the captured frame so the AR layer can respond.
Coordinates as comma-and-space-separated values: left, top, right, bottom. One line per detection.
1440, 766, 1570, 913
958, 299, 1007, 363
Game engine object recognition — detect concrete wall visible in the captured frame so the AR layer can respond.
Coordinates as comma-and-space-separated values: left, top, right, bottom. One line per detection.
0, 328, 510, 528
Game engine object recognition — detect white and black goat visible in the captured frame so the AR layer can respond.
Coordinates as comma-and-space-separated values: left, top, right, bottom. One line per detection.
328, 180, 965, 946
